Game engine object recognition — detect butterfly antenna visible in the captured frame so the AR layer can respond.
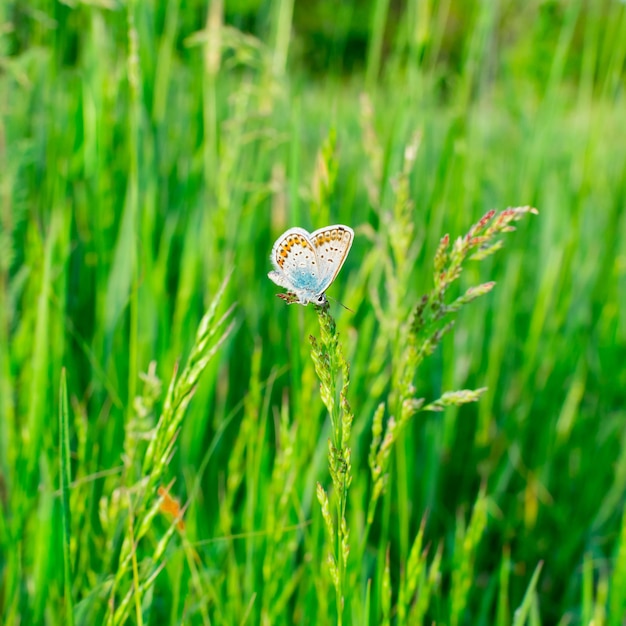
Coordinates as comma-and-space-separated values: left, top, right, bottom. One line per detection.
327, 294, 354, 313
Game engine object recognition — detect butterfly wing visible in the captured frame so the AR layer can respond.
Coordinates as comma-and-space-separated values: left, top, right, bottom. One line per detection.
268, 227, 324, 298
310, 224, 354, 292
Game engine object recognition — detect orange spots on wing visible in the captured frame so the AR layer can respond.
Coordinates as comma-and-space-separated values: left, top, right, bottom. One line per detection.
158, 486, 185, 531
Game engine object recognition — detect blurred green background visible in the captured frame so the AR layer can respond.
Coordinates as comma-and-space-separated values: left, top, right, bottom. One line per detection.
2, 0, 626, 624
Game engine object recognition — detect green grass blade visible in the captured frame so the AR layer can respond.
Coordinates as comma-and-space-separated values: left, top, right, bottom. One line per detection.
512, 562, 543, 626
59, 368, 75, 626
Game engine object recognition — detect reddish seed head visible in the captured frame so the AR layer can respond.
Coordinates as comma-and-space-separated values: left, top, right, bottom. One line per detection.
477, 210, 496, 230
470, 236, 487, 246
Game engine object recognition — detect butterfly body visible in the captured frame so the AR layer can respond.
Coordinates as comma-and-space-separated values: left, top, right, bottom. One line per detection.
268, 225, 354, 305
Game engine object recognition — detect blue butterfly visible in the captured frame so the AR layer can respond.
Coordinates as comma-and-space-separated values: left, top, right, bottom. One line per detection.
268, 225, 354, 306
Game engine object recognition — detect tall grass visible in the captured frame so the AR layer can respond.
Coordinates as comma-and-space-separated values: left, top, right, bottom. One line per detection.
1, 0, 626, 624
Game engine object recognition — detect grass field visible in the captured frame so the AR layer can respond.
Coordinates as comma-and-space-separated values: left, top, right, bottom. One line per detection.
2, 1, 626, 624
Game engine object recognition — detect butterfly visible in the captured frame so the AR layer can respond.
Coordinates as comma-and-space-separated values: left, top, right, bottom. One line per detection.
268, 224, 354, 306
